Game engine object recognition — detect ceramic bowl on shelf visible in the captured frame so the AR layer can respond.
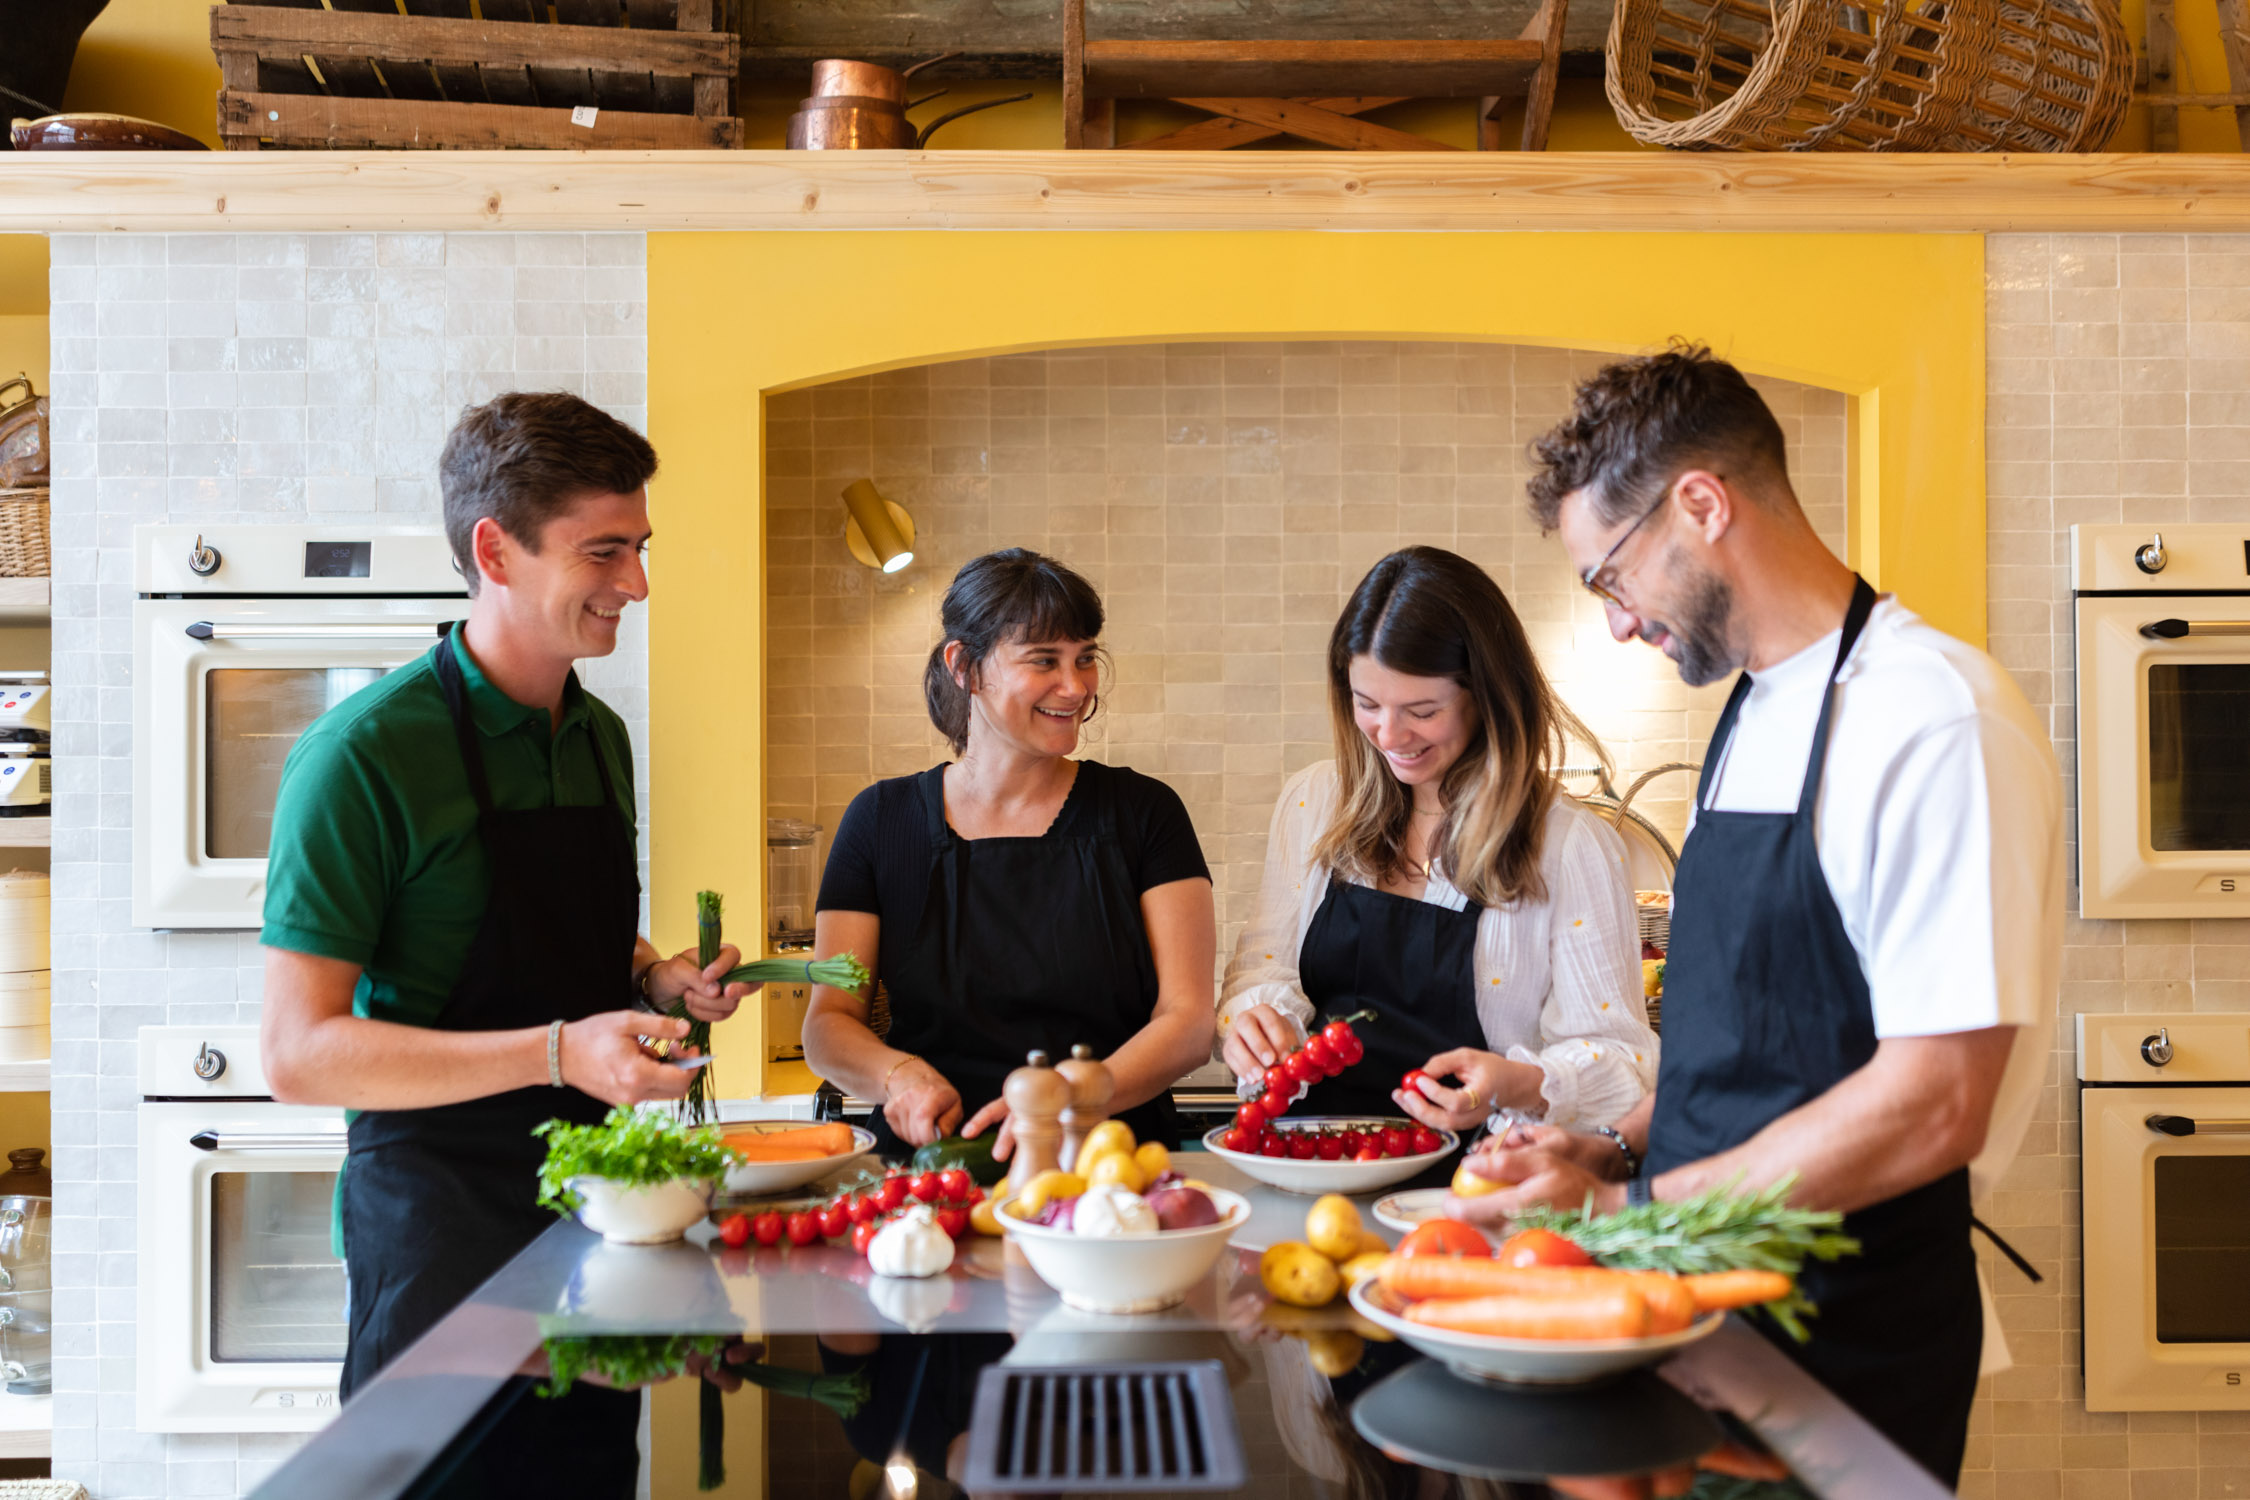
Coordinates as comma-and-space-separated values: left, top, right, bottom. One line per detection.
1348, 1277, 1725, 1386
997, 1187, 1251, 1315
569, 1176, 718, 1245
1202, 1119, 1457, 1196
714, 1121, 875, 1196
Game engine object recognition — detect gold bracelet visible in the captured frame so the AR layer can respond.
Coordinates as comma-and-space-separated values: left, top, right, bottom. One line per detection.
882, 1054, 920, 1094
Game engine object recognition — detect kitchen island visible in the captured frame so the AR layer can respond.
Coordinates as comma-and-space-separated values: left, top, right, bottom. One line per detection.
247, 1156, 1950, 1500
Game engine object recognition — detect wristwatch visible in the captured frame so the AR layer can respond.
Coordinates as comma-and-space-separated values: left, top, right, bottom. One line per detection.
1626, 1174, 1654, 1206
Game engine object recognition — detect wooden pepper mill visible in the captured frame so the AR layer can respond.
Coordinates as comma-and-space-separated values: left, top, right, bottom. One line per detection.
1054, 1042, 1115, 1175
1002, 1049, 1068, 1204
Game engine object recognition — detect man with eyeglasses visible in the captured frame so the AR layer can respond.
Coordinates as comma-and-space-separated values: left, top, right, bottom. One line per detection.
1451, 344, 2062, 1486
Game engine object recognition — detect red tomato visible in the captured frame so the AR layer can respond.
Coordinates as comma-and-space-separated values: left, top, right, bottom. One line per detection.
1410, 1127, 1444, 1156
1264, 1064, 1294, 1097
875, 1176, 909, 1213
1353, 1146, 1385, 1162
965, 1185, 985, 1205
785, 1211, 820, 1247
1496, 1229, 1596, 1269
1336, 1129, 1365, 1156
751, 1211, 785, 1247
1322, 1019, 1355, 1050
937, 1167, 973, 1200
1220, 1126, 1254, 1153
1339, 1035, 1366, 1065
1315, 1132, 1344, 1161
1236, 1102, 1267, 1133
1398, 1220, 1492, 1258
936, 1205, 970, 1239
718, 1213, 751, 1248
851, 1219, 881, 1256
1302, 1036, 1336, 1072
819, 1202, 851, 1239
1286, 1052, 1322, 1087
1260, 1134, 1289, 1158
1287, 1132, 1318, 1160
1259, 1087, 1292, 1119
847, 1194, 879, 1225
1401, 1069, 1431, 1099
1380, 1126, 1412, 1158
909, 1171, 945, 1204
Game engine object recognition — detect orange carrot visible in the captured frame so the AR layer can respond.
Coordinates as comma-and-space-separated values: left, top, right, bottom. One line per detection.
1682, 1270, 1794, 1312
721, 1122, 854, 1158
1406, 1286, 1651, 1341
1380, 1258, 1630, 1300
1628, 1273, 1697, 1335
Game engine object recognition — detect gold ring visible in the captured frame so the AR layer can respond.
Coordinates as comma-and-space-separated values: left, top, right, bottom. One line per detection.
1461, 1087, 1480, 1111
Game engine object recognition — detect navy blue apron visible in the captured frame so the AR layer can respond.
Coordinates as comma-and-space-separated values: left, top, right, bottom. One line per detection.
337, 628, 640, 1495
1294, 877, 1483, 1123
1644, 577, 1982, 1485
871, 764, 1179, 1158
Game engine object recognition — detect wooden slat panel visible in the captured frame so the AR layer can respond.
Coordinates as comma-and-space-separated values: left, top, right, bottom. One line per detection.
219, 91, 739, 147
1083, 40, 1545, 98
1129, 96, 1408, 149
210, 8, 737, 74
1170, 96, 1459, 148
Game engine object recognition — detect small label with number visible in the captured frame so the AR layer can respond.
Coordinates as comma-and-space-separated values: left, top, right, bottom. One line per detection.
571, 105, 599, 128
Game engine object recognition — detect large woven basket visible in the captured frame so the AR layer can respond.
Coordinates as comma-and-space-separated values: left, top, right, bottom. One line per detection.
0, 492, 49, 579
1606, 0, 2131, 151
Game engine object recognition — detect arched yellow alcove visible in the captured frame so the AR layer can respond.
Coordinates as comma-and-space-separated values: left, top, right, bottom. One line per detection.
644, 230, 1985, 1072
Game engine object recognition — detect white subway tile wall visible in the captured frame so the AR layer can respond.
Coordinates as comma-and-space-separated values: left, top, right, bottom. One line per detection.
764, 343, 1846, 960
47, 231, 647, 1499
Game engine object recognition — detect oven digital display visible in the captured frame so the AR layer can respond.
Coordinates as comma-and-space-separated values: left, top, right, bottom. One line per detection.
303, 541, 372, 579
2149, 663, 2250, 851
2155, 1156, 2250, 1342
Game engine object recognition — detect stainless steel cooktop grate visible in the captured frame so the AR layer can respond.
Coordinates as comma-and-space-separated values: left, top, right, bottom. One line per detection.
963, 1360, 1244, 1493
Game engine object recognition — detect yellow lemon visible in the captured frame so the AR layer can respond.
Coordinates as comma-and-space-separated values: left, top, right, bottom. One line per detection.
1450, 1162, 1510, 1198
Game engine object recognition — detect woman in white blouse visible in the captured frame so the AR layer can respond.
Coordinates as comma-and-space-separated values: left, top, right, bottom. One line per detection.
1219, 547, 1657, 1135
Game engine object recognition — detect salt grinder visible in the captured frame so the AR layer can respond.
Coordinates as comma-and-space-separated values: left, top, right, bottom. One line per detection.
1002, 1049, 1068, 1203
1055, 1043, 1114, 1174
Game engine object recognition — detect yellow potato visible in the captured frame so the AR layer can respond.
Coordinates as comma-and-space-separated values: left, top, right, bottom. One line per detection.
969, 1198, 1005, 1237
1356, 1229, 1391, 1257
1304, 1193, 1366, 1262
1084, 1152, 1146, 1194
1018, 1170, 1086, 1216
1339, 1250, 1391, 1287
1303, 1330, 1366, 1378
1261, 1241, 1344, 1308
1451, 1161, 1511, 1198
1078, 1121, 1135, 1166
1134, 1141, 1171, 1181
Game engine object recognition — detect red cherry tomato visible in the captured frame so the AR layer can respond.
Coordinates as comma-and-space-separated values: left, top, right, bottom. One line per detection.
752, 1211, 785, 1247
1380, 1125, 1412, 1157
1353, 1146, 1385, 1162
1287, 1132, 1318, 1160
1315, 1132, 1344, 1161
1410, 1126, 1444, 1156
1339, 1036, 1366, 1066
936, 1205, 970, 1239
819, 1202, 852, 1239
875, 1176, 909, 1213
1302, 1036, 1336, 1072
909, 1171, 945, 1204
1400, 1069, 1431, 1099
1264, 1064, 1294, 1097
718, 1213, 751, 1248
1322, 1019, 1355, 1050
851, 1218, 881, 1256
1260, 1134, 1289, 1158
1286, 1052, 1322, 1087
1497, 1229, 1596, 1269
1220, 1126, 1254, 1153
1399, 1220, 1492, 1258
1259, 1087, 1293, 1119
785, 1211, 820, 1247
847, 1194, 879, 1225
1335, 1129, 1363, 1156
1236, 1102, 1267, 1133
937, 1167, 973, 1200
965, 1185, 985, 1205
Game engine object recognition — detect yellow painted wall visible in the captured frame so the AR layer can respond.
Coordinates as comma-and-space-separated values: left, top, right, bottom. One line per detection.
59, 0, 224, 148
644, 230, 1986, 1082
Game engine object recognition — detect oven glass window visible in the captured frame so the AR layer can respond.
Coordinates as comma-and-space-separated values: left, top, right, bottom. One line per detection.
2149, 664, 2250, 851
205, 668, 386, 860
210, 1170, 347, 1363
2155, 1156, 2250, 1342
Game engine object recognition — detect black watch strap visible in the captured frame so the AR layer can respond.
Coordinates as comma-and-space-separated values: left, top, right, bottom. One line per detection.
1626, 1173, 1653, 1206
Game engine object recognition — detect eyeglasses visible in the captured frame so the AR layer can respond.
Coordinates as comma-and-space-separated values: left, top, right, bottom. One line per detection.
1578, 490, 1671, 608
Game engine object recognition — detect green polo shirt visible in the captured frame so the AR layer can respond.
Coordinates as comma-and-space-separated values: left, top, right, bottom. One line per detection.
260, 635, 639, 1027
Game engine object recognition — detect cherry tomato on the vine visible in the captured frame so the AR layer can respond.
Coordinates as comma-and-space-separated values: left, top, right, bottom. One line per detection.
1400, 1069, 1431, 1099
909, 1171, 945, 1204
1264, 1064, 1293, 1097
1410, 1127, 1445, 1156
937, 1167, 973, 1200
718, 1213, 751, 1249
1220, 1126, 1255, 1153
1353, 1146, 1385, 1162
1286, 1052, 1322, 1087
851, 1219, 882, 1256
1259, 1088, 1292, 1119
1315, 1133, 1344, 1161
785, 1211, 820, 1247
875, 1177, 909, 1213
1322, 1020, 1355, 1050
847, 1194, 879, 1225
1380, 1125, 1412, 1158
1260, 1134, 1289, 1158
819, 1202, 851, 1239
1236, 1102, 1267, 1133
752, 1211, 785, 1247
1302, 1036, 1336, 1072
935, 1205, 970, 1239
1287, 1132, 1318, 1160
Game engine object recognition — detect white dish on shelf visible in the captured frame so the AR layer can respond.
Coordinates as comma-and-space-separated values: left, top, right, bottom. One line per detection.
715, 1121, 875, 1196
998, 1186, 1250, 1314
1201, 1118, 1456, 1196
1348, 1277, 1724, 1386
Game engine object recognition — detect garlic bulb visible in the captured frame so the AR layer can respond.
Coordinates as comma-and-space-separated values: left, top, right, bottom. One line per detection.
867, 1204, 955, 1278
1071, 1182, 1158, 1238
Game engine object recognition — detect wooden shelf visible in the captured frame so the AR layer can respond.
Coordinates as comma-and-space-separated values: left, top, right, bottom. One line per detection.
9, 151, 2250, 233
0, 580, 48, 624
0, 824, 49, 848
0, 1390, 51, 1458
0, 1060, 49, 1093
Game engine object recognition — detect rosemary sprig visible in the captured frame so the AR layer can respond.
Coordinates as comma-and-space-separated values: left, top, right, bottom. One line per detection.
1507, 1177, 1860, 1343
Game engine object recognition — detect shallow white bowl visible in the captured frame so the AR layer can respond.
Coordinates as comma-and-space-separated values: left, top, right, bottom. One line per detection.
1202, 1119, 1458, 1196
1348, 1276, 1724, 1386
715, 1121, 875, 1196
998, 1187, 1250, 1314
1372, 1188, 1456, 1234
570, 1175, 717, 1245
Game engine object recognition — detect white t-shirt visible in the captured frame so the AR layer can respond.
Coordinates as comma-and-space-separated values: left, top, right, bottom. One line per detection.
1693, 596, 2062, 1210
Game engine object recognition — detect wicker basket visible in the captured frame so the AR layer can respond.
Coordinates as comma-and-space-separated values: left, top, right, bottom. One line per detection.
1605, 0, 2130, 151
0, 493, 47, 580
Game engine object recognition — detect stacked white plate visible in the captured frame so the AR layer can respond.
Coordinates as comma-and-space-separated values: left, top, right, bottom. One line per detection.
0, 874, 48, 1062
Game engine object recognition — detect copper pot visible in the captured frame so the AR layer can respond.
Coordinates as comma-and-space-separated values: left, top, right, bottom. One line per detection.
806, 52, 957, 107
785, 92, 1032, 151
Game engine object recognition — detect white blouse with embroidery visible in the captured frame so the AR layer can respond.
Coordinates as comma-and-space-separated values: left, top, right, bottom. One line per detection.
1217, 761, 1659, 1130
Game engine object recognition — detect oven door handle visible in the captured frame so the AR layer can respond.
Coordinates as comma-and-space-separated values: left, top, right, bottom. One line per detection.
189, 1128, 348, 1154
186, 622, 445, 641
2140, 619, 2250, 639
2145, 1113, 2250, 1136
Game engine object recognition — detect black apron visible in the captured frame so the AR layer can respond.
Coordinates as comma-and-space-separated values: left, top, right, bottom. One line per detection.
337, 629, 640, 1494
871, 764, 1177, 1158
1293, 877, 1484, 1123
1645, 577, 1982, 1486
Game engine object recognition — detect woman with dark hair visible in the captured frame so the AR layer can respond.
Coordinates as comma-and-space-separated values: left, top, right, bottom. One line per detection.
805, 549, 1216, 1158
1220, 547, 1655, 1134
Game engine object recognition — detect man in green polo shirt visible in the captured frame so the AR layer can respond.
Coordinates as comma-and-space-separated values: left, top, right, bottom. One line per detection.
259, 392, 754, 1494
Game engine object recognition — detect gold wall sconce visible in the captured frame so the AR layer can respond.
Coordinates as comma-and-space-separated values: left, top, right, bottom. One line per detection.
842, 479, 916, 574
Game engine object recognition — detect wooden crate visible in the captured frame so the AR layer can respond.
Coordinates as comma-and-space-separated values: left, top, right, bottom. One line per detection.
212, 1, 739, 151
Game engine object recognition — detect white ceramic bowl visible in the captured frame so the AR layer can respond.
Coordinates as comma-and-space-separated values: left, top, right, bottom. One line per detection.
998, 1187, 1251, 1314
1202, 1119, 1458, 1196
715, 1121, 876, 1196
569, 1175, 717, 1245
1348, 1276, 1724, 1386
1372, 1188, 1456, 1234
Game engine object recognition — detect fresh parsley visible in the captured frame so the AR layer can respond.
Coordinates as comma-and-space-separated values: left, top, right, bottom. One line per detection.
534, 1106, 740, 1215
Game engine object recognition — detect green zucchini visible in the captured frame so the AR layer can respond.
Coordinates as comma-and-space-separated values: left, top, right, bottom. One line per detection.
912, 1134, 1008, 1187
